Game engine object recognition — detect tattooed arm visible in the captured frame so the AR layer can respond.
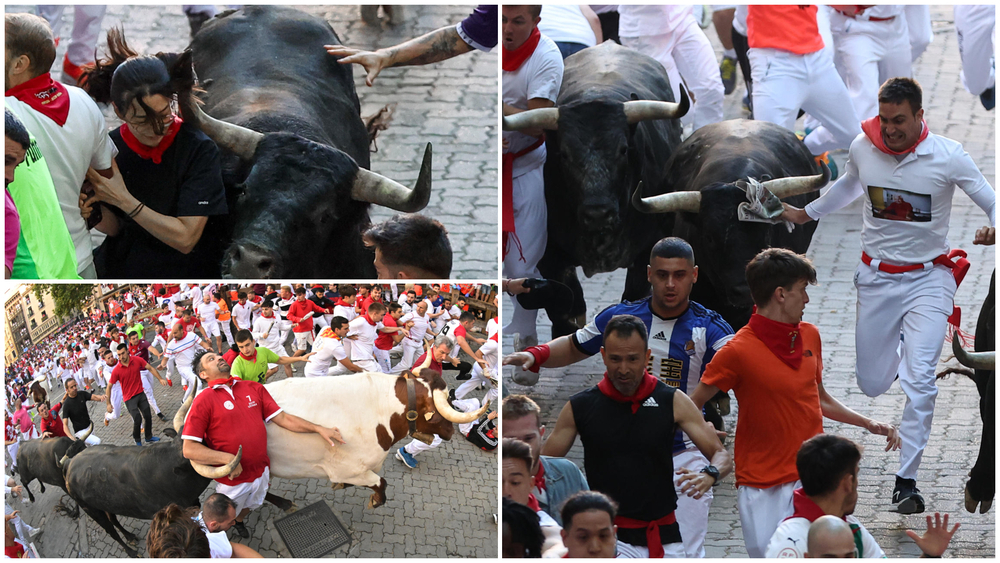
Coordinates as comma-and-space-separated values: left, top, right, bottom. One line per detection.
325, 26, 474, 86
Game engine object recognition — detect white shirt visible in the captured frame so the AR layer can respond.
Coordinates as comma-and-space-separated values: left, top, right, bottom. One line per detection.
441, 319, 464, 357
806, 132, 996, 263
486, 317, 499, 340
538, 5, 598, 47
231, 302, 254, 331
305, 330, 349, 377
347, 316, 383, 362
618, 5, 693, 37
252, 315, 289, 352
164, 332, 201, 369
502, 33, 564, 177
158, 310, 176, 329
196, 301, 220, 325
766, 514, 884, 558
6, 85, 116, 274
152, 333, 168, 353
400, 312, 430, 345
333, 304, 357, 322
196, 514, 233, 559
480, 338, 499, 372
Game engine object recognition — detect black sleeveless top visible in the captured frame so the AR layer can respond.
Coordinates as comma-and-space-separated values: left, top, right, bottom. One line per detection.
570, 382, 682, 547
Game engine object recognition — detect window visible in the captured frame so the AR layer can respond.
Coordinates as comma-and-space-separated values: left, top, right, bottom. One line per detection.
30, 319, 37, 329
40, 311, 48, 321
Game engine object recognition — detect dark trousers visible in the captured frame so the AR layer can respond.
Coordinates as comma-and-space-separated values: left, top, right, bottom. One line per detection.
731, 28, 752, 116
446, 360, 474, 380
125, 393, 153, 443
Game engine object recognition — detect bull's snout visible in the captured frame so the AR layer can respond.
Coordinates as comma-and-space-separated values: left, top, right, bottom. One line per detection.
579, 204, 617, 232
224, 243, 280, 278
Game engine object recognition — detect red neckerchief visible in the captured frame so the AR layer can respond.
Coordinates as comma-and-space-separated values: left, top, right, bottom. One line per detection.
861, 116, 929, 156
119, 116, 183, 164
596, 371, 658, 414
785, 488, 828, 523
261, 312, 274, 319
502, 27, 541, 72
364, 313, 377, 326
532, 460, 546, 491
335, 298, 352, 308
238, 348, 258, 362
207, 377, 240, 388
526, 493, 541, 513
6, 73, 70, 126
748, 313, 803, 369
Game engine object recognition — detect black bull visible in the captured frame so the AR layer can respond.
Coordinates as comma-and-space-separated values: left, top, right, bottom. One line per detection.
181, 6, 431, 278
504, 41, 689, 337
15, 428, 92, 503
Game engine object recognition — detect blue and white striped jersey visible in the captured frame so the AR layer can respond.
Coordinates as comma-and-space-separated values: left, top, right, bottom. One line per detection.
571, 297, 735, 452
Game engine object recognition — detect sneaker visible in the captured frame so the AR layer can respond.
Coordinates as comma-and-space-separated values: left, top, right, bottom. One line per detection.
395, 447, 417, 469
156, 412, 167, 421
720, 56, 738, 95
448, 389, 457, 403
741, 93, 752, 115
28, 527, 42, 539
233, 521, 250, 539
146, 436, 160, 445
61, 55, 93, 87
135, 441, 142, 446
892, 477, 925, 514
980, 87, 995, 111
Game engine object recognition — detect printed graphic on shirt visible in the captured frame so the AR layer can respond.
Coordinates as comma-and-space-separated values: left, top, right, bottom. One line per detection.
869, 186, 931, 222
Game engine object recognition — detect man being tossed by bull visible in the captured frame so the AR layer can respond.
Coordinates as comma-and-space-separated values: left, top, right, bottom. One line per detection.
182, 350, 346, 538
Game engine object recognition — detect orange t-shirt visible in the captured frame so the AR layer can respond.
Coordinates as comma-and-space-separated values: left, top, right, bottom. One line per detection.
747, 5, 824, 55
700, 322, 824, 489
216, 299, 231, 321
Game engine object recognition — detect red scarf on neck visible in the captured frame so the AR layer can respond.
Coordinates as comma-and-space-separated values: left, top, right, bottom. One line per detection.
6, 73, 70, 126
207, 377, 240, 388
502, 27, 541, 72
526, 493, 541, 512
364, 313, 377, 326
748, 313, 803, 369
532, 460, 546, 491
597, 371, 658, 414
238, 348, 258, 362
861, 116, 929, 156
335, 298, 353, 308
261, 312, 274, 319
119, 116, 183, 164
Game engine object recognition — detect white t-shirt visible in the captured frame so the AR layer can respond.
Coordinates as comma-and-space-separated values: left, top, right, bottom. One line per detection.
152, 333, 168, 353
6, 85, 117, 274
231, 302, 254, 331
806, 133, 996, 263
252, 315, 289, 352
486, 318, 499, 340
479, 338, 499, 372
196, 514, 233, 559
305, 331, 349, 377
333, 304, 357, 322
766, 515, 884, 558
400, 312, 431, 344
538, 5, 598, 47
618, 5, 693, 37
158, 310, 177, 329
196, 301, 220, 325
502, 33, 564, 177
164, 332, 201, 369
347, 316, 383, 362
441, 319, 465, 357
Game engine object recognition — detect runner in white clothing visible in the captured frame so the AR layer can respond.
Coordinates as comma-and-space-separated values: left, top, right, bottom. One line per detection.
251, 301, 293, 379
159, 323, 212, 402
782, 77, 996, 514
394, 301, 432, 374
346, 303, 408, 373
195, 293, 223, 353
306, 318, 364, 377
230, 292, 258, 334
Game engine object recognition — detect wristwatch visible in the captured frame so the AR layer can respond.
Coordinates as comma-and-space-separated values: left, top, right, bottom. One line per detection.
700, 465, 720, 486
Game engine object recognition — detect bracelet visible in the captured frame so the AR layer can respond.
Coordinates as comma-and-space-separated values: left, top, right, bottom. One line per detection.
127, 202, 145, 219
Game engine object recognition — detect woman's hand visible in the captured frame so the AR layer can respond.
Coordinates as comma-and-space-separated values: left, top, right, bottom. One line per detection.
85, 159, 137, 211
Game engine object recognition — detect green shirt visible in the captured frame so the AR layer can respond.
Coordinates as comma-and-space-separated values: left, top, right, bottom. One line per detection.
231, 346, 280, 384
4, 103, 80, 279
128, 323, 145, 340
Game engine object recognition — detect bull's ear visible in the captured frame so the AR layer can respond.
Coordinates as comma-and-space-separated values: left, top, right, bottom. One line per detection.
163, 428, 178, 439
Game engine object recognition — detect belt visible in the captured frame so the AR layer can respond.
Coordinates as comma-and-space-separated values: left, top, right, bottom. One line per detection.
615, 512, 677, 558
861, 250, 969, 287
502, 135, 545, 261
835, 9, 895, 22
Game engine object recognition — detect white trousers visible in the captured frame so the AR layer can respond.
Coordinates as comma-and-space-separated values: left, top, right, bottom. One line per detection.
7, 442, 18, 470
672, 449, 713, 558
503, 164, 546, 339
392, 340, 424, 374
403, 434, 442, 456
352, 358, 380, 373
177, 365, 198, 402
854, 262, 955, 479
105, 382, 123, 420
616, 541, 686, 558
905, 6, 933, 62
75, 427, 101, 445
220, 321, 235, 347
620, 15, 725, 130
830, 11, 912, 121
750, 47, 860, 154
36, 5, 106, 66
955, 5, 996, 96
140, 370, 160, 414
737, 480, 798, 558
203, 320, 221, 338
373, 348, 392, 373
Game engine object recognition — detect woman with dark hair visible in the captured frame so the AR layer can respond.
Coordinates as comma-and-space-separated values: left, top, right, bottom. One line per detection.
78, 28, 228, 277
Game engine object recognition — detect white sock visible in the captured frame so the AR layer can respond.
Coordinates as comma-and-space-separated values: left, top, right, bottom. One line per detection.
723, 48, 736, 59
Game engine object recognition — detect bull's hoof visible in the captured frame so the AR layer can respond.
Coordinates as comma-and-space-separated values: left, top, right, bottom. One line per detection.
367, 495, 385, 510
125, 546, 139, 558
965, 485, 994, 513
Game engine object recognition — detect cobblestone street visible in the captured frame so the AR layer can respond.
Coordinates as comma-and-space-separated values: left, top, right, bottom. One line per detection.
5, 4, 498, 279
503, 6, 995, 558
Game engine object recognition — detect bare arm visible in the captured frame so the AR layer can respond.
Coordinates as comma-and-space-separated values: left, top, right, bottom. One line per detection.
325, 26, 473, 87
673, 391, 733, 498
502, 335, 590, 370
502, 98, 556, 138
818, 380, 901, 451
230, 541, 265, 558
539, 402, 578, 457
271, 411, 346, 446
580, 5, 602, 43
275, 352, 314, 365
145, 362, 168, 386
182, 439, 242, 482
339, 357, 365, 373
456, 335, 478, 360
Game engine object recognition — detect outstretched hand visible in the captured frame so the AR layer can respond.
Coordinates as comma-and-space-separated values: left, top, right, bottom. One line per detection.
325, 45, 389, 87
905, 513, 958, 558
867, 419, 902, 451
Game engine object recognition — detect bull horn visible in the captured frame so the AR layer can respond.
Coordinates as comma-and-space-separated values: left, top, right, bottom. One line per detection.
760, 162, 831, 200
190, 445, 242, 480
631, 182, 701, 214
79, 424, 93, 442
623, 86, 690, 124
412, 342, 433, 376
502, 108, 559, 132
953, 336, 996, 370
173, 378, 200, 433
350, 143, 432, 212
432, 390, 488, 424
182, 95, 263, 162
58, 454, 69, 468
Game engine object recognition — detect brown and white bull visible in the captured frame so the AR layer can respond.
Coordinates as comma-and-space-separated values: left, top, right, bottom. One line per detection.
263, 353, 488, 508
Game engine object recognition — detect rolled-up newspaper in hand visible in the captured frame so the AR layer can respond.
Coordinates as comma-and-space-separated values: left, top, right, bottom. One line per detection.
736, 177, 794, 233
